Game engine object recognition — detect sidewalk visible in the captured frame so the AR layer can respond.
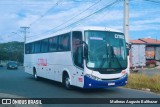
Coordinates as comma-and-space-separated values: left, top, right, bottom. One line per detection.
0, 93, 41, 107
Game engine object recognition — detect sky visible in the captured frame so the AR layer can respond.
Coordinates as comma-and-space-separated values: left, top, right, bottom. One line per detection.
0, 0, 160, 43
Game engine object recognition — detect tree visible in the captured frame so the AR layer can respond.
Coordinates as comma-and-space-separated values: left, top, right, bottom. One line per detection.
0, 41, 24, 63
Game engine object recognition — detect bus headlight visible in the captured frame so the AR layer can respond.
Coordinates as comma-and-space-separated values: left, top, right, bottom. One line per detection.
121, 70, 126, 75
86, 74, 102, 81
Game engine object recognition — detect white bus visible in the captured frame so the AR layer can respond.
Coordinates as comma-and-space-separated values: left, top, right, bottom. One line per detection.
24, 26, 129, 89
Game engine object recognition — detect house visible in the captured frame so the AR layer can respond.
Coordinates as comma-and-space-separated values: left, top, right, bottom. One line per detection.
130, 38, 160, 68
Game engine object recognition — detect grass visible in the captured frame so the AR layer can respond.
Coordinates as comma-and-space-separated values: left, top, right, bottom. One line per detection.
125, 73, 160, 93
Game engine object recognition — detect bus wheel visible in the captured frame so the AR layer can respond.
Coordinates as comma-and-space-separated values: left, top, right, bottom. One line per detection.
63, 73, 71, 89
33, 69, 38, 80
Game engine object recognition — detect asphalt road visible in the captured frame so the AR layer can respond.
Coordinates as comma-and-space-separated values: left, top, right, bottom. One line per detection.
0, 66, 160, 107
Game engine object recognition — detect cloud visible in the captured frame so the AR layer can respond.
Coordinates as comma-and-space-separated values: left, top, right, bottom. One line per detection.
27, 0, 114, 34
0, 0, 160, 42
132, 17, 160, 25
129, 16, 160, 32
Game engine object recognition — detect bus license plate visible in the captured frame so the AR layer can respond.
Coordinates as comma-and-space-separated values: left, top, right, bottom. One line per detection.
108, 83, 115, 86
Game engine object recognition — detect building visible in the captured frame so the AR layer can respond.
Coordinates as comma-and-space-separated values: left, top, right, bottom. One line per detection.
130, 38, 160, 68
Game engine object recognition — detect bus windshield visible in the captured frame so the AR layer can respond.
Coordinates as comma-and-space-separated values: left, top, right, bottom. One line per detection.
85, 30, 127, 70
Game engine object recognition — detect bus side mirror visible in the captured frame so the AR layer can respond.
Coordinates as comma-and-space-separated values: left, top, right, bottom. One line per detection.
76, 46, 84, 68
126, 43, 131, 56
74, 39, 88, 59
74, 39, 82, 45
80, 41, 88, 59
84, 46, 88, 59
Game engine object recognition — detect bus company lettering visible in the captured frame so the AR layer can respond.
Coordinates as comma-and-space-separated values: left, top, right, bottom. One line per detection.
78, 77, 83, 82
38, 58, 47, 66
115, 34, 124, 39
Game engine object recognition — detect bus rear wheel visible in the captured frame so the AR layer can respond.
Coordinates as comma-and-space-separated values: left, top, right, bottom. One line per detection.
63, 73, 72, 89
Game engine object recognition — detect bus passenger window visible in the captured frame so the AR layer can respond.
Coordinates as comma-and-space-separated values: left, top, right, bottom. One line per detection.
41, 39, 49, 53
62, 35, 69, 50
31, 43, 35, 53
34, 41, 41, 53
25, 44, 31, 54
58, 33, 70, 51
49, 37, 58, 52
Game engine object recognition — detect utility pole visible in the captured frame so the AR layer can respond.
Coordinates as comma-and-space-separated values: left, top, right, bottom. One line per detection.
124, 0, 129, 43
20, 27, 29, 43
124, 0, 130, 74
20, 27, 29, 65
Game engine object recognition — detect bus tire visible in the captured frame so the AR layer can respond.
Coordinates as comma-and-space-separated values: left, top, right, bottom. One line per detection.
33, 68, 38, 80
63, 72, 72, 89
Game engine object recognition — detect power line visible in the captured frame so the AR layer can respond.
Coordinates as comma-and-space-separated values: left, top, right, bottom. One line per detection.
29, 0, 120, 38
0, 4, 57, 5
53, 0, 121, 33
47, 0, 102, 32
0, 0, 61, 5
29, 0, 63, 27
30, 0, 102, 37
77, 0, 122, 27
144, 0, 160, 4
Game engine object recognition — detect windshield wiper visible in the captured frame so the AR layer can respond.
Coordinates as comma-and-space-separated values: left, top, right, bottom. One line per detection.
110, 46, 123, 69
99, 45, 109, 68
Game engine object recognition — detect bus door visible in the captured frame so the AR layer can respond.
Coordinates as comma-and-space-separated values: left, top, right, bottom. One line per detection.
72, 31, 84, 87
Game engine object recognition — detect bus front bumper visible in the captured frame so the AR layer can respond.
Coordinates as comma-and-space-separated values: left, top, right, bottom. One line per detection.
83, 74, 128, 88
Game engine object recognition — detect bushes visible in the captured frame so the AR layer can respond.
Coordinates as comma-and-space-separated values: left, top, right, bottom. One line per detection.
125, 74, 160, 93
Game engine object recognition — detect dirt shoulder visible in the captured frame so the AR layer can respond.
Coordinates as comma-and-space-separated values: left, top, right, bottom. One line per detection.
125, 67, 160, 94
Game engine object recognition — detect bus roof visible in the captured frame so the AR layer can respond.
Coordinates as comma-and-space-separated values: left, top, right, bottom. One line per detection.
26, 26, 122, 43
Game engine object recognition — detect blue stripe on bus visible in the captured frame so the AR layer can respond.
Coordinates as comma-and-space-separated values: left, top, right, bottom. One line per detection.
83, 74, 128, 88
